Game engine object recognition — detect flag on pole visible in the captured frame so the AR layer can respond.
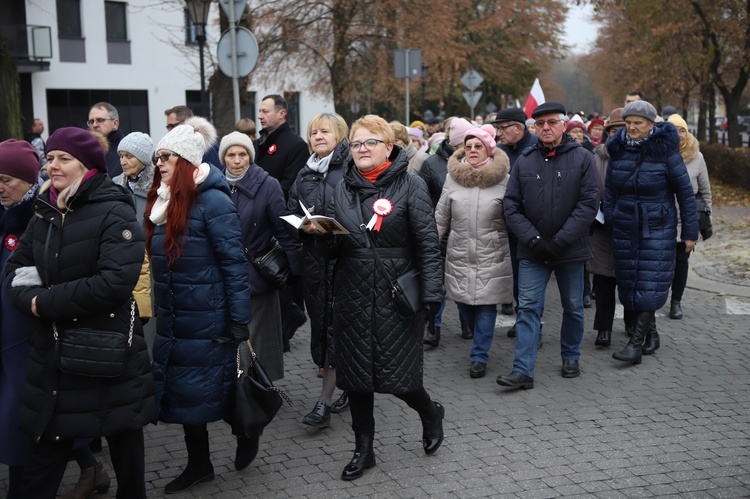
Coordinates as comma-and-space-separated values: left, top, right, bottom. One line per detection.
523, 78, 545, 118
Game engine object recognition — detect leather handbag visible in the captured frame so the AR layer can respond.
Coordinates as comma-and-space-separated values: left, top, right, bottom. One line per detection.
695, 192, 712, 240
250, 239, 290, 289
229, 340, 292, 438
391, 267, 422, 319
56, 300, 135, 378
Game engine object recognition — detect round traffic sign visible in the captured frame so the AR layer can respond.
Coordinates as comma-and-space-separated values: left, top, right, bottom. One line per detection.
217, 27, 258, 78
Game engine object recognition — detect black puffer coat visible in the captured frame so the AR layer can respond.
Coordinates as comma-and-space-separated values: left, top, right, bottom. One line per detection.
4, 174, 155, 442
326, 146, 443, 394
287, 140, 349, 366
418, 138, 455, 208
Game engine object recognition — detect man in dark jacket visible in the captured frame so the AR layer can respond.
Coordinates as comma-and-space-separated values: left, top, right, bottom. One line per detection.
491, 108, 540, 323
496, 102, 599, 389
88, 102, 125, 178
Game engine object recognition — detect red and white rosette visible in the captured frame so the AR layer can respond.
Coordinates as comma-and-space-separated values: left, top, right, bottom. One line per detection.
367, 198, 393, 231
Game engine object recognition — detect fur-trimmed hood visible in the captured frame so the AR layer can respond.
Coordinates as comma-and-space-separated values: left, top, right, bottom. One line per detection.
680, 132, 700, 164
447, 147, 510, 189
607, 121, 680, 160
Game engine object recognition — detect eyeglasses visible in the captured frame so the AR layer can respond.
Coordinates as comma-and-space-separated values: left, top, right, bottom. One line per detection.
349, 139, 385, 151
493, 123, 517, 131
534, 119, 562, 129
166, 123, 181, 131
87, 118, 114, 127
464, 144, 485, 151
153, 153, 179, 165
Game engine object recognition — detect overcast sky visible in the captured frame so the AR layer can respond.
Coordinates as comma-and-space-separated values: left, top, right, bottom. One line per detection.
564, 3, 601, 54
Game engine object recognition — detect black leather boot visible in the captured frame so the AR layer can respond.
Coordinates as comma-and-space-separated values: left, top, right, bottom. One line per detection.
165, 432, 214, 494
341, 433, 375, 481
641, 317, 660, 355
594, 329, 611, 346
420, 402, 445, 455
302, 401, 331, 428
460, 319, 473, 339
669, 301, 683, 319
235, 435, 259, 471
423, 326, 440, 347
612, 311, 653, 364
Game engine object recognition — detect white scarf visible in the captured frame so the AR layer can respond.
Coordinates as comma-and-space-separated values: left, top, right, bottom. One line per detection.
149, 163, 210, 226
306, 153, 333, 176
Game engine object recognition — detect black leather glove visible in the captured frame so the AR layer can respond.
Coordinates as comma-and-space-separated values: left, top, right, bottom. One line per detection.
424, 302, 441, 335
531, 238, 557, 260
230, 322, 249, 345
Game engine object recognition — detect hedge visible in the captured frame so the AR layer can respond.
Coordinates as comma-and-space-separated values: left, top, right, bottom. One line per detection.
699, 142, 750, 192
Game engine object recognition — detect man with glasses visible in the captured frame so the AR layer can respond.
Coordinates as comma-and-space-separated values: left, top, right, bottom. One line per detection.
88, 102, 124, 177
490, 108, 539, 323
496, 102, 599, 390
163, 105, 221, 167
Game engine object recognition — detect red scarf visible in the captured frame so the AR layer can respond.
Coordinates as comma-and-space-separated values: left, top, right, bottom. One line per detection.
359, 161, 392, 184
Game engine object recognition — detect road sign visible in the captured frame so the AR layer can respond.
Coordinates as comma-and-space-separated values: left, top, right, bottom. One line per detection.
219, 0, 246, 23
463, 91, 482, 109
461, 68, 483, 91
394, 49, 423, 78
217, 27, 258, 78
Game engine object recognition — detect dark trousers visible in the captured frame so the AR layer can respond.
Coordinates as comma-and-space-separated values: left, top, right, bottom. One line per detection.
671, 242, 691, 302
349, 388, 434, 434
592, 274, 617, 331
584, 271, 592, 297
21, 428, 146, 499
508, 230, 519, 305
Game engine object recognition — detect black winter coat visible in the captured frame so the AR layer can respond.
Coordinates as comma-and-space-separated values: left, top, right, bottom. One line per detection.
287, 140, 349, 366
5, 174, 155, 442
326, 147, 443, 394
504, 135, 600, 264
498, 129, 539, 168
254, 122, 310, 198
419, 139, 454, 208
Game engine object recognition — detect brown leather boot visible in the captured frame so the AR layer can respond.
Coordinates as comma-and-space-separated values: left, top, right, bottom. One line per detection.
62, 462, 110, 499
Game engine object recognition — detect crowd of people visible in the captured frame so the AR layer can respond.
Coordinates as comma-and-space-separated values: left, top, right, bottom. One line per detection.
0, 91, 710, 496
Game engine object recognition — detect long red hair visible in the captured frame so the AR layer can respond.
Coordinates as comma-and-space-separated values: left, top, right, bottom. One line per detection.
144, 157, 199, 266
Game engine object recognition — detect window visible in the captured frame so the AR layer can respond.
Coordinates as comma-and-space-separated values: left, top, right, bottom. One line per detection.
46, 89, 149, 135
56, 0, 82, 38
284, 92, 301, 136
105, 2, 127, 41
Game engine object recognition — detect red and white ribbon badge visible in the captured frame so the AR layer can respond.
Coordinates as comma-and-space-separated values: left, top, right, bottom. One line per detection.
4, 234, 19, 251
367, 198, 393, 231
268, 144, 277, 155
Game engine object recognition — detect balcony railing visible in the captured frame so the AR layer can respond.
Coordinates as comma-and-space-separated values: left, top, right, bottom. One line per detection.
0, 24, 52, 72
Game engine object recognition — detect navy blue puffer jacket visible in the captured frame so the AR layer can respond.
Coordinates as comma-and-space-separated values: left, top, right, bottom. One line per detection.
151, 165, 252, 425
605, 123, 698, 311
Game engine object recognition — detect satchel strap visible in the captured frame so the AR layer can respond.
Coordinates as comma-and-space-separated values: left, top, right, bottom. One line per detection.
235, 340, 293, 406
53, 298, 136, 348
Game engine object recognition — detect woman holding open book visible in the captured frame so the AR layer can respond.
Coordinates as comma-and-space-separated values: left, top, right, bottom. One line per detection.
287, 113, 352, 429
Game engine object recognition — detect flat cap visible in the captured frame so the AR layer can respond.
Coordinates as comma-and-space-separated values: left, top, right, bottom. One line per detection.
491, 108, 527, 125
425, 117, 441, 125
531, 102, 566, 119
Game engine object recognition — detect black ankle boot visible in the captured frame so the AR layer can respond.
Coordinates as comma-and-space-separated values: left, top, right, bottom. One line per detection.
613, 311, 653, 365
669, 301, 683, 319
235, 435, 259, 471
420, 401, 445, 455
341, 433, 375, 481
460, 319, 473, 339
302, 401, 331, 428
165, 432, 214, 494
641, 318, 660, 355
594, 329, 611, 346
423, 326, 440, 347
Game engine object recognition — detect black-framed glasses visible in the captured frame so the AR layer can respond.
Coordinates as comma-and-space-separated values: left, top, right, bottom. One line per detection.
166, 123, 181, 131
349, 139, 385, 151
87, 117, 114, 127
493, 123, 518, 131
535, 119, 562, 129
153, 152, 179, 165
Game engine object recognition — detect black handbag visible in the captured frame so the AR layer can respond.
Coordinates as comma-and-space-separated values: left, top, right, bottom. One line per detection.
230, 340, 292, 438
250, 239, 290, 289
56, 300, 135, 378
695, 192, 712, 240
364, 233, 422, 320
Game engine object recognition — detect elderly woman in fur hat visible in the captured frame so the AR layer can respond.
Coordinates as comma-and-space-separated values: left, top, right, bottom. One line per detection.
665, 114, 712, 320
145, 118, 252, 494
435, 124, 513, 379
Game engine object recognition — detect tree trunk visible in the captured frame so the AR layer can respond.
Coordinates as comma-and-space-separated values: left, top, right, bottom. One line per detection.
0, 34, 22, 140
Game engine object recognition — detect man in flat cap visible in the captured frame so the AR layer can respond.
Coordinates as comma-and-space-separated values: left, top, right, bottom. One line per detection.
497, 102, 599, 389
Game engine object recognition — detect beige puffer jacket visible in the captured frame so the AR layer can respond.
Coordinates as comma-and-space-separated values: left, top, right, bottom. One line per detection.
436, 148, 513, 306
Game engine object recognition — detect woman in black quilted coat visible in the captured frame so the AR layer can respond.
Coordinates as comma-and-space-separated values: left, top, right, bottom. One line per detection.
4, 127, 155, 499
323, 115, 445, 481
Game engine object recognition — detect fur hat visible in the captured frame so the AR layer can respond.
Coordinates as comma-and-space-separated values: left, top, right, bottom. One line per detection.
667, 114, 689, 132
622, 100, 657, 122
219, 131, 255, 164
588, 119, 605, 131
46, 127, 107, 172
532, 102, 566, 119
157, 116, 217, 166
605, 108, 625, 131
449, 118, 475, 146
0, 139, 40, 184
464, 124, 497, 156
118, 132, 154, 168
408, 127, 425, 147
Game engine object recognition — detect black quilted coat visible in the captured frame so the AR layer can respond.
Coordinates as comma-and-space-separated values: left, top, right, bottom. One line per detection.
4, 174, 155, 442
287, 140, 349, 366
326, 146, 443, 394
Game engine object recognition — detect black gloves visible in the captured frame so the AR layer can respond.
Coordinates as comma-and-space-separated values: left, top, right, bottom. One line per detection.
425, 302, 441, 335
230, 322, 250, 345
531, 237, 563, 261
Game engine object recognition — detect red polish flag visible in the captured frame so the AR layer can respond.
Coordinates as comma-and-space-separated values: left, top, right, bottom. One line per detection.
523, 79, 545, 118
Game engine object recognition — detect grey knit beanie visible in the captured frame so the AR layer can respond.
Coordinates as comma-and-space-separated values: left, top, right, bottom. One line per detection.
118, 132, 154, 168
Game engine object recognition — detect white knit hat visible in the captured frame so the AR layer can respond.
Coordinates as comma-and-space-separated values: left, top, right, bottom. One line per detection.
157, 116, 216, 166
219, 131, 255, 165
118, 132, 154, 168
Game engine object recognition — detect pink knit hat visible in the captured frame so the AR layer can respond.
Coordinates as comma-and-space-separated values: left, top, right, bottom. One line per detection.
448, 118, 475, 146
464, 124, 497, 156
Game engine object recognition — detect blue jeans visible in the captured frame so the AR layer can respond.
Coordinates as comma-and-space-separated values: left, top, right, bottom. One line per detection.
512, 259, 585, 378
456, 303, 497, 364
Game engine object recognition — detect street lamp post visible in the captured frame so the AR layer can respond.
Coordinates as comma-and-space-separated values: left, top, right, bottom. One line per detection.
186, 0, 211, 118
421, 63, 429, 116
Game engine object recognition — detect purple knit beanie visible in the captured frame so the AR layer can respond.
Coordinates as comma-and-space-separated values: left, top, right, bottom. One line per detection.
0, 139, 40, 184
46, 127, 107, 173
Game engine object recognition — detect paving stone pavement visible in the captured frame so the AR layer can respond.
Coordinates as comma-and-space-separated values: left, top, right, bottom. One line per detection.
2, 209, 749, 498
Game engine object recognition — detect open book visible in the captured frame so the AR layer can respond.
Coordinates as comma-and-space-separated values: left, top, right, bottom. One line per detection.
281, 201, 350, 235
